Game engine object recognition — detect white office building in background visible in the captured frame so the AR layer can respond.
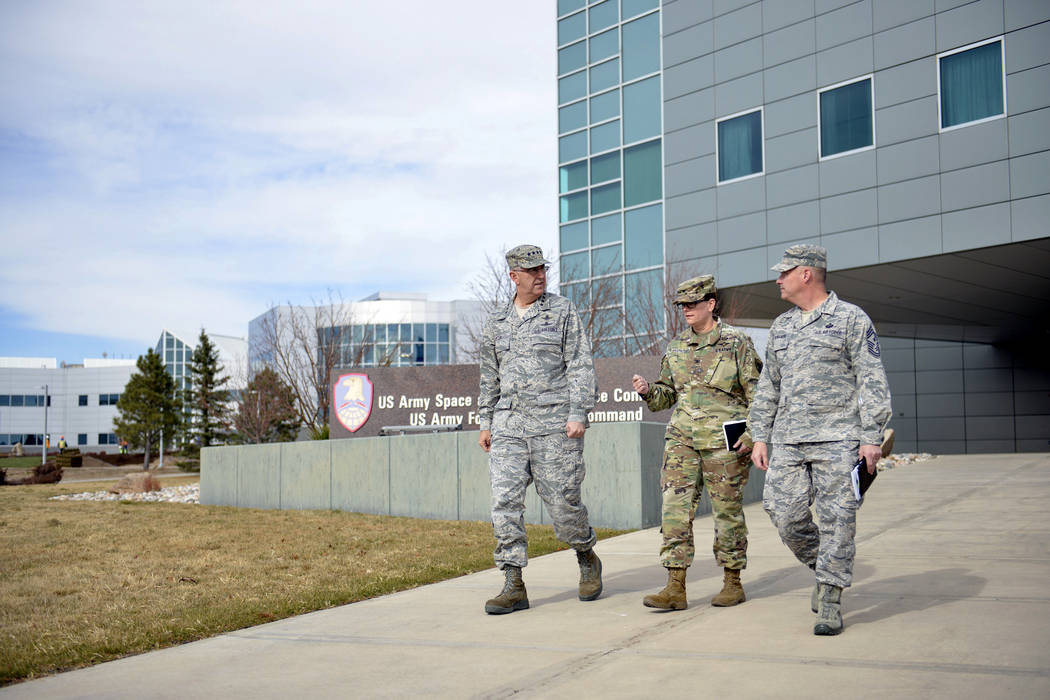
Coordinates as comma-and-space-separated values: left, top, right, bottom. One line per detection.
0, 357, 135, 452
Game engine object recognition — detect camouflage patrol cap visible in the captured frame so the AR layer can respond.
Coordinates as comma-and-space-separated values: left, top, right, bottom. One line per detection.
506, 244, 551, 270
673, 275, 717, 304
771, 244, 827, 272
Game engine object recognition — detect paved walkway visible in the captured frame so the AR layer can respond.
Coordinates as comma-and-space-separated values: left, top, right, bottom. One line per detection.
4, 453, 1049, 699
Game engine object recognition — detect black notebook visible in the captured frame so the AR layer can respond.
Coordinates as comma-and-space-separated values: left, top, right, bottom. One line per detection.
851, 458, 877, 504
722, 420, 748, 451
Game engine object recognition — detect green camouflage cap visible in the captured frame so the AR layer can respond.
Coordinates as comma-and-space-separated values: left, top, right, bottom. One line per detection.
771, 244, 827, 272
673, 275, 716, 304
506, 244, 551, 270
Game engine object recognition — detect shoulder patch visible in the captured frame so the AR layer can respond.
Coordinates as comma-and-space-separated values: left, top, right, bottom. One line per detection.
865, 326, 881, 358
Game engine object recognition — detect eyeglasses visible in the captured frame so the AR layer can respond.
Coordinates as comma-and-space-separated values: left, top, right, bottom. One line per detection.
513, 265, 549, 276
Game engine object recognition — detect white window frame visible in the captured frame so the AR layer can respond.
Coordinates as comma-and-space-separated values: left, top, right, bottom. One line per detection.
715, 107, 765, 185
817, 74, 876, 161
937, 36, 1007, 133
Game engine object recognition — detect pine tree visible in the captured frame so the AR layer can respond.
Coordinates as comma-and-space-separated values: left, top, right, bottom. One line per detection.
234, 367, 301, 444
114, 349, 180, 469
184, 330, 231, 448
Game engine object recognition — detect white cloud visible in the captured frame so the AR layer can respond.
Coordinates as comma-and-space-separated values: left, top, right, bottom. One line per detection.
0, 1, 559, 351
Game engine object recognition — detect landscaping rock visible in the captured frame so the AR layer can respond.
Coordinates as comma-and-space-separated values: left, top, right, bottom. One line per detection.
109, 472, 162, 494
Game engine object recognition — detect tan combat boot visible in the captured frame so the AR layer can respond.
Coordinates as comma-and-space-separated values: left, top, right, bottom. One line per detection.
484, 566, 529, 615
813, 582, 844, 635
577, 549, 603, 601
643, 567, 688, 610
711, 567, 746, 607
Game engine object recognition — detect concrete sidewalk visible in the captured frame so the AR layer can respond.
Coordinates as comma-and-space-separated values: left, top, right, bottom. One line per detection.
5, 453, 1049, 699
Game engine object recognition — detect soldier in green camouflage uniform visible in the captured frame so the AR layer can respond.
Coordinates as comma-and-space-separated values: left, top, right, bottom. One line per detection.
749, 244, 892, 636
632, 275, 763, 610
477, 244, 602, 615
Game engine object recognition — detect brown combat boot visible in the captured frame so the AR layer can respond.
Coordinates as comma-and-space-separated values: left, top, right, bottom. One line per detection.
711, 567, 746, 607
577, 549, 603, 601
484, 566, 529, 615
643, 567, 688, 610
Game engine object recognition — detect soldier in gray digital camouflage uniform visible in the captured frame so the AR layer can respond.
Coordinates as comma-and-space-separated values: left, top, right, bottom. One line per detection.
749, 244, 892, 636
477, 244, 602, 615
631, 275, 763, 611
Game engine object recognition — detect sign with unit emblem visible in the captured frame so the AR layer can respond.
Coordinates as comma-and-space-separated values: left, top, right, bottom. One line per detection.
334, 373, 374, 433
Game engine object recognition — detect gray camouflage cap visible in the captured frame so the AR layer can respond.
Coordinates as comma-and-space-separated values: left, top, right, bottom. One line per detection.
771, 244, 827, 272
673, 275, 716, 304
506, 244, 551, 270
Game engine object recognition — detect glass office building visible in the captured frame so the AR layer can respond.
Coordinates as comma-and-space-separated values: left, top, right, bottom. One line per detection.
317, 322, 452, 368
156, 330, 194, 393
557, 0, 664, 356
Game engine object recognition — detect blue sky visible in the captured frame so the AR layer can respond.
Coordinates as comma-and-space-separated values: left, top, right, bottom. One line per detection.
0, 1, 557, 364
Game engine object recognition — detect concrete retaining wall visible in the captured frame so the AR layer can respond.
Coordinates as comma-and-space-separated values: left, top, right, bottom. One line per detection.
201, 422, 766, 530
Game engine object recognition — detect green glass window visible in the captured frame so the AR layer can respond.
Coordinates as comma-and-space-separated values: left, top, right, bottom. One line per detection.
558, 41, 587, 75
622, 0, 658, 20
623, 138, 662, 206
819, 78, 873, 158
559, 130, 587, 163
590, 89, 620, 123
562, 282, 589, 308
590, 28, 618, 63
558, 0, 585, 15
592, 212, 621, 245
717, 111, 763, 182
623, 75, 661, 144
558, 11, 586, 46
590, 151, 620, 184
560, 191, 588, 222
590, 59, 620, 93
939, 40, 1004, 129
559, 100, 587, 134
561, 251, 589, 281
591, 182, 621, 215
560, 159, 588, 193
625, 269, 663, 333
624, 203, 662, 269
593, 277, 624, 312
592, 245, 622, 275
622, 13, 659, 81
589, 0, 618, 33
590, 120, 620, 154
559, 70, 587, 104
560, 221, 589, 251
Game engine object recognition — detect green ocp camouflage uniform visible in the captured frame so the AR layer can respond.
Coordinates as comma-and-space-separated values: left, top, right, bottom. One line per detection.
479, 291, 598, 570
643, 320, 763, 570
749, 288, 893, 588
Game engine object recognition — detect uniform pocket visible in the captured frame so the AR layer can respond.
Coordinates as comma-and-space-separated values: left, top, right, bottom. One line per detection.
705, 355, 739, 394
535, 391, 568, 406
806, 334, 844, 362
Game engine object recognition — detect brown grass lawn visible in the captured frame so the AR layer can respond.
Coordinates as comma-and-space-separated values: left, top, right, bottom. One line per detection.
0, 477, 629, 685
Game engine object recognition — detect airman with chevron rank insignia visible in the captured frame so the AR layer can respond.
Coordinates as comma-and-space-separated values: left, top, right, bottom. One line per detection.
749, 244, 893, 636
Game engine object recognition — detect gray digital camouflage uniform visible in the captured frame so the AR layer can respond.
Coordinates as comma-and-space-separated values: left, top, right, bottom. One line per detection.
749, 290, 892, 588
478, 292, 598, 570
644, 320, 762, 570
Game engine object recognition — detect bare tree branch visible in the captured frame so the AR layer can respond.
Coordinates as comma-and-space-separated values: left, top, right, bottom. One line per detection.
253, 289, 360, 436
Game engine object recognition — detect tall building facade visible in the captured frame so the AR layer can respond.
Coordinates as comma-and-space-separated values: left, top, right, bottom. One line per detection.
557, 0, 1050, 453
557, 0, 667, 356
